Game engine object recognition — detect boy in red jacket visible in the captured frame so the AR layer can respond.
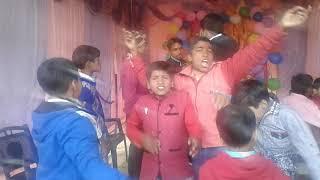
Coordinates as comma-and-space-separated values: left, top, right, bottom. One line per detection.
127, 61, 201, 180
199, 104, 289, 180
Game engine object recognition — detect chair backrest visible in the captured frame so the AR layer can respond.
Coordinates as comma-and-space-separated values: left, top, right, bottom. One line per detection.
0, 124, 38, 180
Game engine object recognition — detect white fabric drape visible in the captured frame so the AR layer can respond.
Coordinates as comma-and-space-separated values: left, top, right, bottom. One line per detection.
0, 0, 115, 128
0, 0, 48, 128
305, 7, 320, 78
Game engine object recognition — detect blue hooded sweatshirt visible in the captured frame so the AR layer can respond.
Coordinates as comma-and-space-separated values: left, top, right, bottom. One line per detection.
32, 99, 126, 180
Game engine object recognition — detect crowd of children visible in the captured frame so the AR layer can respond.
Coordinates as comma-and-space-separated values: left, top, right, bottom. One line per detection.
30, 4, 320, 180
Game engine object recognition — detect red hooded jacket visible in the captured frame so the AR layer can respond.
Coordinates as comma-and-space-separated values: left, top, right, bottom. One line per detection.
199, 152, 289, 180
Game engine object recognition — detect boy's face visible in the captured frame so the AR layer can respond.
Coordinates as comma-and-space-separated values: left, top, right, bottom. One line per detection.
191, 40, 214, 73
147, 70, 172, 96
87, 57, 101, 73
169, 43, 183, 60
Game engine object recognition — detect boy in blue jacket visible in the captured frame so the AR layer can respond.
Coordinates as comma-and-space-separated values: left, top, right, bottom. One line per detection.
32, 58, 126, 180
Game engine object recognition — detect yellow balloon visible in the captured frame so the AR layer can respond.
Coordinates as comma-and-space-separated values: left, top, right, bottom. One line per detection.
168, 24, 179, 34
247, 33, 259, 44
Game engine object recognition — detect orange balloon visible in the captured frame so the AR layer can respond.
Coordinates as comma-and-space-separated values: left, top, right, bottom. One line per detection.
247, 33, 260, 44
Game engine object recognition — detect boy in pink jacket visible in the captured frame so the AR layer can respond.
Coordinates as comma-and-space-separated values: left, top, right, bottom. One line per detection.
127, 61, 201, 180
173, 6, 311, 174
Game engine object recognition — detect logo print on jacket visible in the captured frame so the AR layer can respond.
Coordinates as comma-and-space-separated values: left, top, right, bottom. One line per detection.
165, 104, 179, 116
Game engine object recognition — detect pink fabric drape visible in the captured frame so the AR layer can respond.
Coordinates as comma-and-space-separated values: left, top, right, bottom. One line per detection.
47, 0, 85, 59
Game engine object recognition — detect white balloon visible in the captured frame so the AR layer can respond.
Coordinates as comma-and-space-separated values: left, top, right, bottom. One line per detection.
230, 15, 241, 24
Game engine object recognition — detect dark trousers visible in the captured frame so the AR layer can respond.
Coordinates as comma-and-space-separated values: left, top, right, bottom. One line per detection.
128, 143, 143, 179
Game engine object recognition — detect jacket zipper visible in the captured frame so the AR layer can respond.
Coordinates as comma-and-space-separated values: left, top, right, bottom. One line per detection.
156, 100, 162, 180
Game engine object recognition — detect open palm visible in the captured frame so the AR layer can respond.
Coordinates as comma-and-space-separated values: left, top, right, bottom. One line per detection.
280, 6, 312, 28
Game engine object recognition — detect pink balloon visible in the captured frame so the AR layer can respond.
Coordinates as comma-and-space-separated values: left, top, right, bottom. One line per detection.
186, 12, 196, 21
254, 23, 268, 34
250, 7, 261, 17
176, 30, 187, 40
196, 10, 207, 20
262, 16, 274, 28
172, 17, 183, 28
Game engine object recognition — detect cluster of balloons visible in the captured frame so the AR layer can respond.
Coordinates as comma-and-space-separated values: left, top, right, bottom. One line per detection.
228, 6, 274, 26
167, 10, 208, 49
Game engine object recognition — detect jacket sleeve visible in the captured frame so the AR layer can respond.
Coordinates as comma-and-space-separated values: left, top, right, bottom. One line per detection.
184, 93, 202, 140
57, 115, 127, 180
281, 108, 320, 179
126, 105, 144, 148
221, 26, 285, 86
120, 61, 139, 115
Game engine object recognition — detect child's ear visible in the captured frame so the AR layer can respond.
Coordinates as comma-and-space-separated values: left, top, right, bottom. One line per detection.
147, 81, 151, 90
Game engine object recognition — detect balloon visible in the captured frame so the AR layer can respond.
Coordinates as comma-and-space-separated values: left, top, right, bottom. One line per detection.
182, 20, 191, 29
196, 10, 207, 20
220, 13, 230, 23
250, 6, 261, 17
254, 23, 268, 34
230, 15, 241, 24
253, 12, 263, 22
186, 12, 196, 21
182, 40, 190, 49
166, 33, 175, 40
168, 24, 179, 34
176, 30, 187, 40
239, 6, 250, 17
172, 17, 183, 28
247, 33, 259, 44
268, 52, 283, 64
262, 16, 274, 28
268, 78, 281, 91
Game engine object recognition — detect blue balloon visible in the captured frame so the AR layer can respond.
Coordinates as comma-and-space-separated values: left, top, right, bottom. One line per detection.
182, 40, 190, 50
220, 13, 230, 23
253, 12, 263, 22
182, 21, 191, 29
176, 31, 187, 40
268, 52, 283, 64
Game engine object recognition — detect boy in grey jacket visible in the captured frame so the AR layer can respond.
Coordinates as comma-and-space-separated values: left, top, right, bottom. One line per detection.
232, 79, 320, 179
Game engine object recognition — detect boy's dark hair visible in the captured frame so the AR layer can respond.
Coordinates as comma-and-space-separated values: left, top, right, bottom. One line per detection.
291, 73, 313, 96
167, 37, 183, 50
72, 45, 100, 69
231, 79, 270, 108
217, 104, 256, 147
211, 35, 239, 61
146, 61, 175, 79
190, 36, 212, 50
314, 78, 320, 90
37, 58, 79, 96
200, 13, 225, 33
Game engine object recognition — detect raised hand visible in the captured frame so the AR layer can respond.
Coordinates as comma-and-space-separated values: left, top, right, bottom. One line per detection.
279, 6, 312, 28
122, 29, 146, 55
